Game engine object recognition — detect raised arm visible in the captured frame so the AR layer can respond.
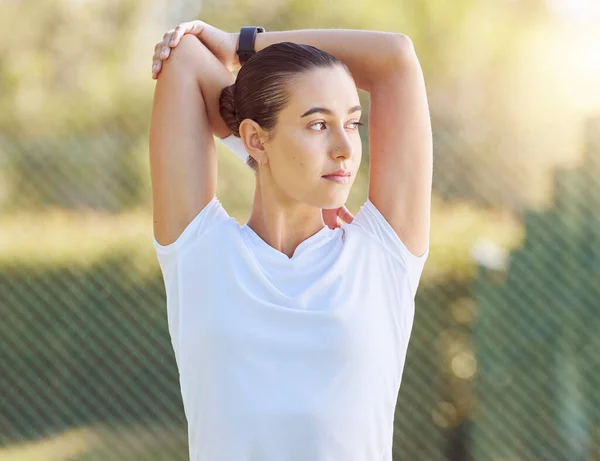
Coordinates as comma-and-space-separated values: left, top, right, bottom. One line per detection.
254, 31, 432, 255
149, 35, 233, 246
366, 39, 432, 257
253, 29, 402, 92
152, 25, 432, 254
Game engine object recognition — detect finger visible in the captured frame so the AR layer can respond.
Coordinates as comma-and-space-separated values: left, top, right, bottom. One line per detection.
170, 21, 199, 47
337, 206, 355, 223
325, 216, 337, 230
153, 43, 161, 59
159, 46, 171, 61
322, 210, 337, 229
170, 24, 186, 47
188, 20, 205, 36
163, 29, 175, 45
152, 61, 158, 79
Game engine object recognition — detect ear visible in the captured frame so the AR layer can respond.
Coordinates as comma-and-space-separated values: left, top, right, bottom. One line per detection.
239, 119, 268, 164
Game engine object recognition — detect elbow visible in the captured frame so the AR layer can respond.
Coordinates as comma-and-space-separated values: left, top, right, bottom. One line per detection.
162, 34, 205, 73
366, 34, 417, 92
389, 33, 417, 65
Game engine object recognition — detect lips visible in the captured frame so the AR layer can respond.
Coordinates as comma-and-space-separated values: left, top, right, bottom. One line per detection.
322, 168, 351, 178
322, 175, 351, 184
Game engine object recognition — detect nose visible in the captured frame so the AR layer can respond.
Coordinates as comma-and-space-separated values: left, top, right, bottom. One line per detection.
329, 132, 354, 160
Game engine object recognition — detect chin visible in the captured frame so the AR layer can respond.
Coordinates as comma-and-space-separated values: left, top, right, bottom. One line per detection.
301, 180, 352, 209
319, 193, 350, 210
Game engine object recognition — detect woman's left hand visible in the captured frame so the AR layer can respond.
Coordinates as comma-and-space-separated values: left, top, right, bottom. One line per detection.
323, 206, 354, 229
152, 20, 239, 79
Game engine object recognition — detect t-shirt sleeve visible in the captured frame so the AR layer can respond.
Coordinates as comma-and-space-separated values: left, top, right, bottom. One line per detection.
152, 196, 230, 365
351, 198, 429, 297
152, 195, 230, 259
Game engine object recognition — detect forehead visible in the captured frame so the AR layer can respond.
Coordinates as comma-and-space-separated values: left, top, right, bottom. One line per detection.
284, 66, 359, 116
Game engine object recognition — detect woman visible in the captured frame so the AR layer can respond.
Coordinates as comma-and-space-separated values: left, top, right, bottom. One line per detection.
149, 20, 432, 461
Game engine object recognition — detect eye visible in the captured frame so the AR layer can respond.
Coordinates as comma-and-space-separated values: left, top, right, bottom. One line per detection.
310, 122, 364, 131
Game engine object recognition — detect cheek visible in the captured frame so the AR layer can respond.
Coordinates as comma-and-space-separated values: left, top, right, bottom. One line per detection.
288, 135, 320, 172
296, 150, 322, 177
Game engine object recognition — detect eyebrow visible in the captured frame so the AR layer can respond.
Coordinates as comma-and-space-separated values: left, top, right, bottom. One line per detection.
300, 105, 362, 118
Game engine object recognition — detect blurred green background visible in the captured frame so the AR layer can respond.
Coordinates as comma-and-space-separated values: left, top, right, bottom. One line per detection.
1, 0, 599, 460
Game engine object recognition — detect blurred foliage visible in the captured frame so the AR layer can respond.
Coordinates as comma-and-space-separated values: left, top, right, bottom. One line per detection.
202, 0, 599, 208
1, 0, 599, 459
471, 118, 600, 460
1, 0, 598, 211
0, 0, 149, 134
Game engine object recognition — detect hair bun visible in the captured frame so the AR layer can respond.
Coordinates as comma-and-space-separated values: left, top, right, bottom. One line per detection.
219, 84, 240, 137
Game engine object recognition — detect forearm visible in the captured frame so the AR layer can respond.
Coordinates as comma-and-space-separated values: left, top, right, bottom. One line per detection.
250, 29, 412, 91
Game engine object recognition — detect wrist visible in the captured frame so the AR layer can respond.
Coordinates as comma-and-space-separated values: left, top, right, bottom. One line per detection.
235, 27, 265, 68
231, 32, 241, 71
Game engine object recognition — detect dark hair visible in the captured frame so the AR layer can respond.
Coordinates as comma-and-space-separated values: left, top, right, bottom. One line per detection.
219, 42, 351, 171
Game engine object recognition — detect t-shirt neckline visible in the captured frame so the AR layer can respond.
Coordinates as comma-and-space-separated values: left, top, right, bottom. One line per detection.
241, 223, 333, 262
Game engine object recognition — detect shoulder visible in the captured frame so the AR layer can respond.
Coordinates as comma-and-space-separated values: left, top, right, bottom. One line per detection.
347, 200, 428, 261
343, 199, 429, 296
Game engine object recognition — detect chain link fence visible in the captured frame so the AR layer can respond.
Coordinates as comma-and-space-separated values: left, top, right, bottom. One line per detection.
469, 118, 600, 461
1, 1, 600, 460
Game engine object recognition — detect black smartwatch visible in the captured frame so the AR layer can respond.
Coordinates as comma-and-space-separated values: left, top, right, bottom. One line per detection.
237, 26, 265, 66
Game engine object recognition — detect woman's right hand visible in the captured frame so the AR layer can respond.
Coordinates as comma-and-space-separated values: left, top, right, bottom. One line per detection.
152, 20, 239, 79
323, 206, 355, 229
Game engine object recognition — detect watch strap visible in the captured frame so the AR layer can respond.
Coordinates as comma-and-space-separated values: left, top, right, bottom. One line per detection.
237, 26, 265, 66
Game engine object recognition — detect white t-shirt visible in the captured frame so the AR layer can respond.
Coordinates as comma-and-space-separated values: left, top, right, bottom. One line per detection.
153, 195, 428, 461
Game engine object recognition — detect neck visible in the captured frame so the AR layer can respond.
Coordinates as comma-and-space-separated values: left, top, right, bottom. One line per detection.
246, 178, 325, 259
